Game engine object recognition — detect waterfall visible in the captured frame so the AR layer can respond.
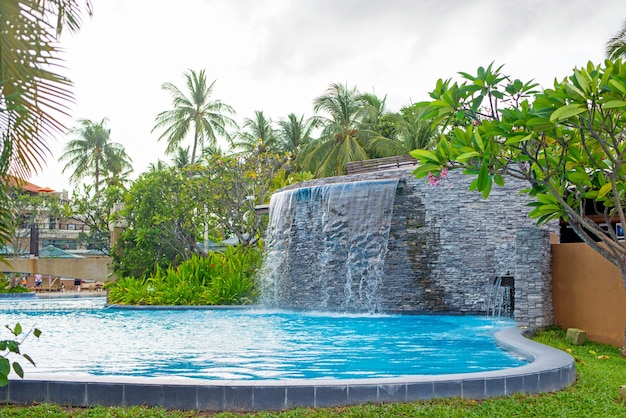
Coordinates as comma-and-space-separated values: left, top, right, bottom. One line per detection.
259, 179, 399, 312
487, 276, 514, 317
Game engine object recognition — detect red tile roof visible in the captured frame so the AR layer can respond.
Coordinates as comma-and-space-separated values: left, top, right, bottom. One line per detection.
2, 176, 56, 194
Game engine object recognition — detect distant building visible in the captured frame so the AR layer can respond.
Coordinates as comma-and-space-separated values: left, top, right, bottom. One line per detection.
4, 177, 87, 256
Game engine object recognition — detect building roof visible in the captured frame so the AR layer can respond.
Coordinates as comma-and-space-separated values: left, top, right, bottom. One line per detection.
3, 176, 56, 194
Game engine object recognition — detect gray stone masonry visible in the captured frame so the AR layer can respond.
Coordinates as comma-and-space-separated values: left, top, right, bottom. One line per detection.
272, 166, 556, 325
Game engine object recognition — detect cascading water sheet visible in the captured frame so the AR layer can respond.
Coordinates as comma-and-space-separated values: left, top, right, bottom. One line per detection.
260, 179, 399, 312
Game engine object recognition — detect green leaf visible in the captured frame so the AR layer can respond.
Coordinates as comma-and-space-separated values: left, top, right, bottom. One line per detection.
494, 174, 505, 186
22, 353, 36, 367
602, 100, 626, 109
476, 163, 489, 192
456, 151, 480, 162
549, 104, 586, 122
12, 362, 23, 378
566, 171, 591, 185
0, 358, 9, 378
598, 182, 613, 198
412, 163, 443, 178
481, 176, 493, 199
574, 68, 591, 93
473, 130, 485, 152
410, 149, 440, 163
12, 323, 22, 336
33, 328, 41, 338
536, 193, 557, 205
6, 341, 19, 354
608, 79, 626, 94
504, 134, 533, 145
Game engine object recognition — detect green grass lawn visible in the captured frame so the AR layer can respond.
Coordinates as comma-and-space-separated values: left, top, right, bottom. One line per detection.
0, 327, 624, 417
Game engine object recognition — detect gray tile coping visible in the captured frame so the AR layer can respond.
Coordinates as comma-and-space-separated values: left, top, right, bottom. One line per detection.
0, 326, 575, 412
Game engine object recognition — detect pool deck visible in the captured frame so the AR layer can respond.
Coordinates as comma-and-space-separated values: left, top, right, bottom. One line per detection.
0, 327, 575, 412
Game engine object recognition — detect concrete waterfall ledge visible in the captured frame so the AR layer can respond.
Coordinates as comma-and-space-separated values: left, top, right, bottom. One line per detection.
0, 327, 575, 412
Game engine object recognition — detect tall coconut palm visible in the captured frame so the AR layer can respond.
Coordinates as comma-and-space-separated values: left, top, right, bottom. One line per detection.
60, 118, 132, 194
0, 0, 91, 252
303, 83, 370, 177
357, 92, 409, 158
153, 69, 237, 165
101, 146, 134, 189
230, 110, 278, 155
277, 113, 317, 173
367, 104, 439, 158
607, 20, 626, 60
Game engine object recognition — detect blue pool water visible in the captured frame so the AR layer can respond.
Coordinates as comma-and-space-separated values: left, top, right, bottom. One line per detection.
0, 297, 526, 380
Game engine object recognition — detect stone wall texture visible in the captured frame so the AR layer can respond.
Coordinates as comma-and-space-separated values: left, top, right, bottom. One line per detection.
273, 166, 557, 327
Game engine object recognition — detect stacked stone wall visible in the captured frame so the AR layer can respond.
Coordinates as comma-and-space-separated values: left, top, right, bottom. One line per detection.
276, 166, 555, 326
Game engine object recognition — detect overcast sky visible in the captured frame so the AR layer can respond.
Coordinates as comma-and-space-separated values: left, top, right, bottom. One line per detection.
29, 0, 626, 193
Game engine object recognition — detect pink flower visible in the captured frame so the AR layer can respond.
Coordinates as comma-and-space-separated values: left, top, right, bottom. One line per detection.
427, 172, 438, 186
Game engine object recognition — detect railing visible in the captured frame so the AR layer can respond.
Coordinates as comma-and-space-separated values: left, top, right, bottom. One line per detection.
18, 222, 89, 231
345, 155, 418, 175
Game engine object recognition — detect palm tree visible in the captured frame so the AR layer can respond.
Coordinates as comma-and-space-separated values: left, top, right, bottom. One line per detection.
230, 110, 278, 155
152, 69, 237, 165
366, 104, 439, 158
60, 118, 132, 193
148, 160, 169, 172
277, 113, 317, 173
0, 1, 91, 254
102, 146, 134, 189
607, 20, 626, 60
303, 83, 370, 177
171, 146, 191, 168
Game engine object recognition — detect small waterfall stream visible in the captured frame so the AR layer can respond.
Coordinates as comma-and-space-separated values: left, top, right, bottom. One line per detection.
487, 276, 515, 317
260, 179, 399, 312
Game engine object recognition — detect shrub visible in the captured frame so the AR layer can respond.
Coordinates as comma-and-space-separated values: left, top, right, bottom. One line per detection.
107, 245, 263, 305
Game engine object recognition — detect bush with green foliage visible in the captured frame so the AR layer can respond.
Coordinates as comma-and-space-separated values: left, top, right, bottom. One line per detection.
0, 323, 41, 386
107, 245, 263, 305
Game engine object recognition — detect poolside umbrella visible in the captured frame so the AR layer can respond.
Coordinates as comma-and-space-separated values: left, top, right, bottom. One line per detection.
219, 234, 250, 246
38, 245, 84, 258
0, 244, 27, 256
196, 239, 222, 253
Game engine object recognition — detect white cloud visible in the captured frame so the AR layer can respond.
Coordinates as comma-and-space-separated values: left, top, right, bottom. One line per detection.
29, 0, 626, 193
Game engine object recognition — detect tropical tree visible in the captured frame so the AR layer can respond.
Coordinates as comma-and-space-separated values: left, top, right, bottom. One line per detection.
71, 184, 124, 253
171, 146, 191, 168
4, 184, 64, 257
190, 151, 283, 248
383, 104, 440, 152
358, 92, 435, 158
606, 19, 626, 60
0, 0, 91, 260
148, 159, 169, 172
0, 0, 92, 386
303, 83, 370, 177
277, 113, 317, 173
153, 69, 237, 165
60, 118, 132, 193
411, 61, 626, 289
230, 110, 279, 155
101, 146, 133, 189
357, 92, 399, 158
113, 168, 201, 278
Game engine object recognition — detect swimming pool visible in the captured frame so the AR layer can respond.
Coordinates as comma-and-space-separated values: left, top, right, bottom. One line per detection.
0, 297, 575, 411
0, 297, 525, 380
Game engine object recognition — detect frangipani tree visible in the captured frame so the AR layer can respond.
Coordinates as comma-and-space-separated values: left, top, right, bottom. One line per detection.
411, 60, 626, 289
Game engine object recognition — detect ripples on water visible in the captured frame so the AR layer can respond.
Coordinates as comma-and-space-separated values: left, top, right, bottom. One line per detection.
0, 297, 527, 380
